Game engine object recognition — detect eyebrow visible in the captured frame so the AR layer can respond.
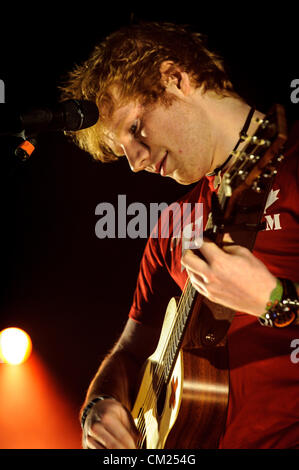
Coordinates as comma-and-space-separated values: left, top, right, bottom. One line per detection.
110, 112, 133, 145
111, 111, 126, 134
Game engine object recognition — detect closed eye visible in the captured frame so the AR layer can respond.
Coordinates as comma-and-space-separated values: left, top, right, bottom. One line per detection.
129, 120, 140, 136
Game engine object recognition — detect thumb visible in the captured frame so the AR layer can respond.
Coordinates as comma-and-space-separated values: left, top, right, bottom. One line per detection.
221, 232, 237, 252
223, 232, 234, 244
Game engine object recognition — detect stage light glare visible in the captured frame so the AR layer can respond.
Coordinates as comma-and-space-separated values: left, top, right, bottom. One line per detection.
0, 327, 32, 365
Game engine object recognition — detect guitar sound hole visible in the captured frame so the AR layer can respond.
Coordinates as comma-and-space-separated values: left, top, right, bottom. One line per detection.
156, 382, 167, 417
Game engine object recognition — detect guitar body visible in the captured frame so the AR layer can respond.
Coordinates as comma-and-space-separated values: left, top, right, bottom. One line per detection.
131, 297, 230, 449
166, 300, 230, 449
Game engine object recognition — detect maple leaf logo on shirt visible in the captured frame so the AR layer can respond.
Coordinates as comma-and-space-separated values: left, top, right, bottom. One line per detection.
264, 189, 280, 213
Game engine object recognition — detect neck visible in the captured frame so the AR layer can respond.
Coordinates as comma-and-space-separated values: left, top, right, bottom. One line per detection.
199, 91, 265, 173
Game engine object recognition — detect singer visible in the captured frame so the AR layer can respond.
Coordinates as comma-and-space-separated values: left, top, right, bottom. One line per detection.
61, 22, 299, 449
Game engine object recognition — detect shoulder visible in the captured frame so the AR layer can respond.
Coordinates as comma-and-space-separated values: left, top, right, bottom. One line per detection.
278, 120, 299, 181
284, 120, 299, 157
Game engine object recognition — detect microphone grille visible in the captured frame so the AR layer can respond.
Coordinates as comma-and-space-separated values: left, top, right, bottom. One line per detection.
62, 100, 99, 131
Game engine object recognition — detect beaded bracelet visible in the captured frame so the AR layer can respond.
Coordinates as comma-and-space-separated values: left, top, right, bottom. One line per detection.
265, 278, 283, 311
81, 395, 115, 430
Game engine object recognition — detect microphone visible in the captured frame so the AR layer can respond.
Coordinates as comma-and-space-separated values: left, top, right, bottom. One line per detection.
0, 99, 99, 135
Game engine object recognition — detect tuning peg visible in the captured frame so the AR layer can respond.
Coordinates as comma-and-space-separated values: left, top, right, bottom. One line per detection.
255, 118, 270, 129
237, 169, 248, 180
223, 174, 232, 197
251, 136, 271, 147
249, 154, 260, 162
263, 168, 278, 178
252, 180, 262, 192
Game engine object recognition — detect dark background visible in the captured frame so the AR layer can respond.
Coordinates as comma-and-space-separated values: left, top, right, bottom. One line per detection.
0, 3, 298, 428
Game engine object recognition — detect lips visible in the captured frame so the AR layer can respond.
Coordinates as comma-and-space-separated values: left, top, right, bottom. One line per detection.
157, 152, 168, 176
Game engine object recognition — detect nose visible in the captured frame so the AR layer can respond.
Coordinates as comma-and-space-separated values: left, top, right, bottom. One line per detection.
122, 141, 150, 172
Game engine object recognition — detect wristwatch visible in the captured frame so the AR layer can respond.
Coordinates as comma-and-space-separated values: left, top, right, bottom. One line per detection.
259, 278, 299, 328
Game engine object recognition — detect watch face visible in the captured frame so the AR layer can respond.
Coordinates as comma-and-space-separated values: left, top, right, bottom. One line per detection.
259, 305, 298, 328
273, 308, 297, 328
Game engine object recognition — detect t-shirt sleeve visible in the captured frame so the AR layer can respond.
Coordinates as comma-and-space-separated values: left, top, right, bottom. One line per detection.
128, 234, 180, 328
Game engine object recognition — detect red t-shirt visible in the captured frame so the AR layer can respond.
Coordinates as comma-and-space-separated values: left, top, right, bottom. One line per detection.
128, 123, 299, 448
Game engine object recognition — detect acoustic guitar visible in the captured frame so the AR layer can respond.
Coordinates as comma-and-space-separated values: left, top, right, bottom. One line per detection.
131, 104, 288, 448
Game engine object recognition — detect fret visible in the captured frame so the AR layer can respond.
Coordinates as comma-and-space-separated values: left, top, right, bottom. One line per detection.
161, 281, 197, 382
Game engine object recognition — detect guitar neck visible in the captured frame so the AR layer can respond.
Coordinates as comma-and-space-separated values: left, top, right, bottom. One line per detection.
159, 179, 225, 383
160, 280, 197, 384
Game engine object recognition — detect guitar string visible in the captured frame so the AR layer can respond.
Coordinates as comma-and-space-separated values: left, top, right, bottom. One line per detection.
135, 281, 192, 447
135, 278, 193, 446
136, 291, 192, 447
134, 278, 192, 445
134, 133, 266, 447
134, 278, 192, 446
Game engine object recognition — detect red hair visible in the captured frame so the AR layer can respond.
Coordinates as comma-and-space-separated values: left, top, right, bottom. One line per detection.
60, 22, 235, 162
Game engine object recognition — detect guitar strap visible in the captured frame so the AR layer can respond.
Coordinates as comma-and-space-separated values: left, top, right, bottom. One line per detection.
207, 106, 256, 178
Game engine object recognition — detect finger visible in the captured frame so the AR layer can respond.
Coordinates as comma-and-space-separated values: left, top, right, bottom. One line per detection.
221, 233, 251, 256
88, 399, 138, 449
223, 232, 234, 243
103, 420, 137, 449
201, 233, 238, 255
116, 405, 140, 447
187, 267, 210, 286
187, 269, 209, 296
221, 232, 238, 251
90, 422, 133, 449
86, 435, 105, 449
89, 412, 137, 449
198, 239, 224, 263
181, 250, 210, 282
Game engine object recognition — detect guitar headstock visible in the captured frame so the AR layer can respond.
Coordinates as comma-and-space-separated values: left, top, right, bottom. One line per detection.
221, 104, 288, 219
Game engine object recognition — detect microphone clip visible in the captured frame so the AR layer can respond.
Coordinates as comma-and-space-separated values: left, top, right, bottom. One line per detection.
14, 134, 37, 161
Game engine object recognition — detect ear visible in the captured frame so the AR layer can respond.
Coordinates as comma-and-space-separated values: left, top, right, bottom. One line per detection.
159, 61, 192, 96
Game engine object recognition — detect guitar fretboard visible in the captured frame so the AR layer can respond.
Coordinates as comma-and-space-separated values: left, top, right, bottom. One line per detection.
161, 281, 196, 383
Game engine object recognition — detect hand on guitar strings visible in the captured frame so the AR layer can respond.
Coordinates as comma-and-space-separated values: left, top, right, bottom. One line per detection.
83, 398, 139, 449
181, 233, 277, 317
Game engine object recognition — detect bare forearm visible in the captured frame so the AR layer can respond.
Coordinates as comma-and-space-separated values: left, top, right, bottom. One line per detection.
80, 319, 160, 449
83, 349, 142, 412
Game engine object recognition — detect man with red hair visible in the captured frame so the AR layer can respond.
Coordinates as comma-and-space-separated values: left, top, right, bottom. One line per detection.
62, 22, 299, 449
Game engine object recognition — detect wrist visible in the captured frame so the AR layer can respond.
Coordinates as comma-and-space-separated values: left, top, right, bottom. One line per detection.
251, 274, 278, 317
81, 395, 116, 430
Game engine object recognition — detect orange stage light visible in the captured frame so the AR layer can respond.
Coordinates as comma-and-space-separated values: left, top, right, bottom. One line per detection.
0, 327, 32, 365
0, 351, 82, 448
